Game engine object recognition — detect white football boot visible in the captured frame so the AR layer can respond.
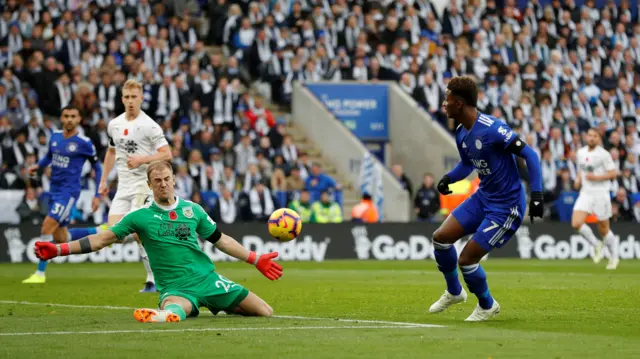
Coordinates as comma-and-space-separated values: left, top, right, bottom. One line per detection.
465, 300, 501, 322
429, 288, 468, 313
592, 241, 604, 264
606, 259, 619, 270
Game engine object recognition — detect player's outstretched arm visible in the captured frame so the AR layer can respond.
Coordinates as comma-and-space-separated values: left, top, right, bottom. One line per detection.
437, 160, 474, 195
34, 231, 118, 260
213, 232, 283, 281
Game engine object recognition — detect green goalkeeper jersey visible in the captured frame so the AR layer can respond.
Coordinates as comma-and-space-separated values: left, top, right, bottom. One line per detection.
110, 197, 218, 293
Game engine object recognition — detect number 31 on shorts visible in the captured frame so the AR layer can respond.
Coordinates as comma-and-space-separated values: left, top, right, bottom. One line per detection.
215, 275, 238, 293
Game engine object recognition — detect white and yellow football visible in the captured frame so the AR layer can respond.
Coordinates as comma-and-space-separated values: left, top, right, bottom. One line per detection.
267, 208, 302, 242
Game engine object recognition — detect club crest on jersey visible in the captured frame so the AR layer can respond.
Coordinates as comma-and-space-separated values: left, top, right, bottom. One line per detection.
124, 128, 128, 136
122, 139, 138, 154
66, 142, 77, 152
169, 210, 178, 220
475, 139, 483, 150
182, 207, 194, 218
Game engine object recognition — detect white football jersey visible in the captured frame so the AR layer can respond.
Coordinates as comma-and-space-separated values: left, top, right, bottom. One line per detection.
576, 145, 616, 193
107, 111, 169, 196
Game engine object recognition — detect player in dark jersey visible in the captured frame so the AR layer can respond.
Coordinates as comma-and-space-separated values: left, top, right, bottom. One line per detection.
429, 76, 543, 321
22, 106, 105, 284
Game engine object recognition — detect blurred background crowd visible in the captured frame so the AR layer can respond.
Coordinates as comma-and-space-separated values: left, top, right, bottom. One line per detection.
1, 0, 640, 225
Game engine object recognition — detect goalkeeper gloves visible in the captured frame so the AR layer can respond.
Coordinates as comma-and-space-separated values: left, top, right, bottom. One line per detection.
34, 241, 68, 260
246, 251, 283, 281
437, 175, 453, 195
529, 191, 544, 222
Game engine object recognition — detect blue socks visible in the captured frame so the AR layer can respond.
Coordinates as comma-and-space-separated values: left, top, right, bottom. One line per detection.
461, 263, 494, 309
35, 234, 54, 275
433, 241, 462, 296
434, 241, 495, 309
68, 227, 98, 241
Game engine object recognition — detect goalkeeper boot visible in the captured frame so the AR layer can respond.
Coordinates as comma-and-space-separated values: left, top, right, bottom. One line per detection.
465, 300, 501, 322
22, 273, 46, 284
429, 288, 468, 313
134, 308, 181, 323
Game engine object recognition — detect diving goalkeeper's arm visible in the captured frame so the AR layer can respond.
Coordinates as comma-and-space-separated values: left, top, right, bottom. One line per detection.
34, 231, 118, 259
210, 231, 283, 281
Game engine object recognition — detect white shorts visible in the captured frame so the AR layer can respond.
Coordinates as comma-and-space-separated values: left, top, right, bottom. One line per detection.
109, 191, 153, 217
573, 192, 612, 221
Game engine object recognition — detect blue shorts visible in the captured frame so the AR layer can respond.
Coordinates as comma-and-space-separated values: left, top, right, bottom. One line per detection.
47, 192, 79, 228
451, 191, 526, 252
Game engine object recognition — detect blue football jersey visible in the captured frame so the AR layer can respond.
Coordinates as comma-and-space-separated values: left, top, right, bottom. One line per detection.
44, 131, 99, 196
455, 113, 524, 208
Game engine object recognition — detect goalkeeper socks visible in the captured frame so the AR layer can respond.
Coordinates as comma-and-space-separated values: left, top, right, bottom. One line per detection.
165, 304, 187, 320
36, 234, 54, 276
433, 241, 462, 296
139, 243, 155, 283
578, 224, 600, 247
604, 231, 619, 260
67, 227, 98, 241
461, 263, 494, 310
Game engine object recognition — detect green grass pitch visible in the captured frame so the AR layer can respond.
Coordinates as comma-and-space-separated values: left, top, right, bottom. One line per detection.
1, 260, 639, 358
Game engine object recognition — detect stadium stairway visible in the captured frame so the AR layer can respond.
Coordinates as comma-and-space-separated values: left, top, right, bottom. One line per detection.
277, 110, 360, 221
208, 45, 359, 220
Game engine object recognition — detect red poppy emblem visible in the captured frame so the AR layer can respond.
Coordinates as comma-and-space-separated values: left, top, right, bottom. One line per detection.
169, 211, 178, 220
124, 129, 129, 136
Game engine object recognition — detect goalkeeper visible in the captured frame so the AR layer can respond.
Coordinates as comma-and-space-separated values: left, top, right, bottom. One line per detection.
34, 160, 282, 323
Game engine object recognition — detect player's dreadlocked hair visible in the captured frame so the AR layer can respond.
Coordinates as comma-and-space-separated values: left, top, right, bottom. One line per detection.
447, 76, 479, 107
147, 160, 174, 181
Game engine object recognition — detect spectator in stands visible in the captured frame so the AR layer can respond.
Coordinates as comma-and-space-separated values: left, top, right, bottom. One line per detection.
305, 163, 339, 196
613, 187, 633, 221
286, 166, 305, 192
414, 173, 440, 222
234, 131, 255, 177
217, 165, 237, 193
16, 187, 46, 225
213, 186, 238, 224
311, 191, 342, 224
249, 179, 274, 221
243, 160, 262, 193
351, 193, 379, 224
175, 164, 195, 200
391, 163, 413, 198
271, 167, 287, 193
289, 189, 312, 223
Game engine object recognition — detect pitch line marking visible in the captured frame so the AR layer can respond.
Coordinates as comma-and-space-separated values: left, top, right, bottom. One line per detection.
0, 300, 444, 328
0, 325, 430, 336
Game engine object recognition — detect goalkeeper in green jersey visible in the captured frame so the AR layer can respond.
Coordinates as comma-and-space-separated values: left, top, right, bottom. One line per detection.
34, 161, 283, 323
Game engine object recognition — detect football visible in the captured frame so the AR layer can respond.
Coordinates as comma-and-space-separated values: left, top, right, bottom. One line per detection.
267, 208, 302, 242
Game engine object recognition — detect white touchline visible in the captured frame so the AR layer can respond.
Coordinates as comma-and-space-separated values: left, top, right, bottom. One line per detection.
0, 300, 445, 328
0, 325, 427, 337
274, 315, 440, 328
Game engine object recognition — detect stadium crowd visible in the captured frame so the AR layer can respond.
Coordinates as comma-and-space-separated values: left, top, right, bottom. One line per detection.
1, 0, 640, 223
215, 0, 640, 223
0, 0, 342, 225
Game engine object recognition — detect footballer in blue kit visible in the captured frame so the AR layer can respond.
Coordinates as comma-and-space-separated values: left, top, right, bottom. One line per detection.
429, 76, 543, 321
23, 105, 105, 284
